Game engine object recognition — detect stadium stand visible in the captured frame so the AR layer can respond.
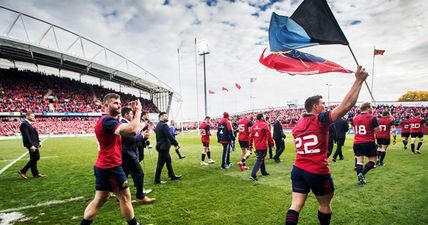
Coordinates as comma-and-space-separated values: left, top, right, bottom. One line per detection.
1, 69, 426, 136
0, 69, 160, 136
184, 104, 428, 133
0, 69, 159, 113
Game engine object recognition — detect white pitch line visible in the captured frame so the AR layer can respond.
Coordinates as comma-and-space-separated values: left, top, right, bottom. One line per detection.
0, 137, 49, 175
0, 196, 84, 213
0, 156, 58, 162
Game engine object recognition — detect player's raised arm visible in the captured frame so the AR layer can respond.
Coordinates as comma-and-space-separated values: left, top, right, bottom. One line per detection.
115, 99, 143, 136
331, 66, 369, 122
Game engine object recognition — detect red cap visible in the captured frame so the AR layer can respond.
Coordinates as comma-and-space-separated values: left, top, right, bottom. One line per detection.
223, 112, 229, 118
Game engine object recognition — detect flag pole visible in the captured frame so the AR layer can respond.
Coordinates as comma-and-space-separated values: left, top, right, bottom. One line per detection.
371, 45, 375, 102
347, 45, 375, 103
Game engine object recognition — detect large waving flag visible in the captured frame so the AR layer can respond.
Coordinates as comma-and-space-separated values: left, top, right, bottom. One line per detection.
260, 0, 352, 75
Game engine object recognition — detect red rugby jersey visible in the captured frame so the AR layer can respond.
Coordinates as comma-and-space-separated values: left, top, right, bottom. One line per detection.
401, 119, 410, 133
199, 121, 211, 142
409, 117, 424, 134
292, 111, 332, 175
238, 117, 252, 142
352, 113, 379, 144
94, 115, 122, 169
376, 117, 394, 139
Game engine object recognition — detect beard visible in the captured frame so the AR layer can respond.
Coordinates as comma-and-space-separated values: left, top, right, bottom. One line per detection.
109, 108, 120, 117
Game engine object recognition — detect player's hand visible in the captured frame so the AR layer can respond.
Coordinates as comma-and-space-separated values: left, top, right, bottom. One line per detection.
131, 99, 142, 111
30, 146, 37, 152
355, 65, 369, 82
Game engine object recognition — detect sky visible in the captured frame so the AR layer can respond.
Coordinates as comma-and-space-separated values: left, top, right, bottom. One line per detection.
0, 0, 427, 121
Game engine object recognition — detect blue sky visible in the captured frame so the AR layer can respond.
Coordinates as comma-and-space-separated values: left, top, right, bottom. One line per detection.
0, 0, 427, 120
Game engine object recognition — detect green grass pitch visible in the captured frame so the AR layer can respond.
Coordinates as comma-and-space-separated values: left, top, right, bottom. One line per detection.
1, 133, 427, 224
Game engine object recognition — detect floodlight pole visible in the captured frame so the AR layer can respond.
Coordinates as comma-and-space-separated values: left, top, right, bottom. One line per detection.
325, 84, 332, 106
200, 52, 210, 117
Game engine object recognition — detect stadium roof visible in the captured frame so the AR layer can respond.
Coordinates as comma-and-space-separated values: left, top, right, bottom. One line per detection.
0, 5, 181, 101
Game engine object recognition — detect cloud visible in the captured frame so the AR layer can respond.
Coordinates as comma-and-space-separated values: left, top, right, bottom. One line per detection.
0, 0, 427, 120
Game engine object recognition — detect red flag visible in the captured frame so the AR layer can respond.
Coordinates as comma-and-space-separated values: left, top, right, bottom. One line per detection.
374, 49, 385, 55
221, 87, 229, 92
260, 49, 352, 75
208, 90, 215, 94
235, 83, 241, 90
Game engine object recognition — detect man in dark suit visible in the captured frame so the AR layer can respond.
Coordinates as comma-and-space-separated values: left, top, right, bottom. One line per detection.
327, 123, 337, 158
154, 112, 181, 184
273, 116, 286, 163
137, 111, 150, 162
18, 111, 46, 179
121, 107, 155, 204
331, 117, 349, 162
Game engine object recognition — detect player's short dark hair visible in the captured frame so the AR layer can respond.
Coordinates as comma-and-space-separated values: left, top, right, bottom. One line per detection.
304, 95, 322, 112
360, 102, 372, 111
256, 113, 264, 120
382, 111, 390, 117
159, 112, 167, 119
205, 116, 210, 120
121, 107, 132, 117
103, 93, 120, 104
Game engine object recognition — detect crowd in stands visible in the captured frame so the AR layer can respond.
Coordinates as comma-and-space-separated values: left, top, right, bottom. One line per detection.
0, 117, 97, 136
182, 104, 428, 131
0, 68, 427, 136
0, 69, 159, 113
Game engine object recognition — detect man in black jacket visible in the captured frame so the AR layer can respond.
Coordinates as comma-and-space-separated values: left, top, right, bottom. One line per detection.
154, 112, 181, 184
136, 111, 150, 162
327, 123, 337, 158
18, 111, 46, 179
273, 116, 286, 163
121, 107, 155, 204
331, 117, 349, 162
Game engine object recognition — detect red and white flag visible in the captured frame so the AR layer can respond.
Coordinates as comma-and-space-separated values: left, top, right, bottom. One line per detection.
235, 82, 241, 90
374, 49, 385, 55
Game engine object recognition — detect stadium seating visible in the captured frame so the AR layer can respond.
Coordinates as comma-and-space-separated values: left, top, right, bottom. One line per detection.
0, 69, 161, 136
0, 69, 159, 113
186, 104, 428, 132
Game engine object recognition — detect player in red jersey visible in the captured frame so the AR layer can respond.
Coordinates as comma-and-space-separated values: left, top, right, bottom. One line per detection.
409, 112, 426, 154
248, 113, 274, 181
376, 111, 397, 166
81, 93, 144, 225
352, 102, 381, 185
200, 116, 215, 165
400, 115, 411, 150
285, 66, 368, 225
237, 115, 254, 171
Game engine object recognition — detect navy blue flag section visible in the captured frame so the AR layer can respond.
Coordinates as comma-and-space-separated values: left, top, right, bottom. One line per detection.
260, 0, 352, 75
290, 0, 348, 46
